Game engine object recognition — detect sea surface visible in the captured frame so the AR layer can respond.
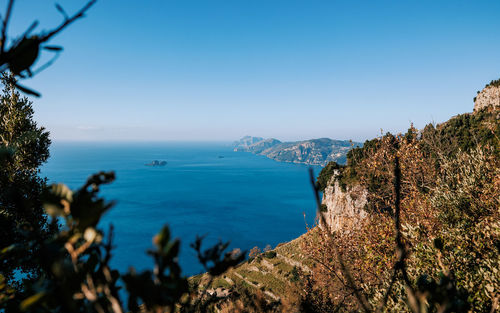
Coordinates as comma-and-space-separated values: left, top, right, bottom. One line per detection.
42, 142, 320, 276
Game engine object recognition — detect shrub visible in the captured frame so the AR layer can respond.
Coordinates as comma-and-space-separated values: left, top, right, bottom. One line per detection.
320, 204, 328, 212
316, 161, 342, 191
248, 246, 261, 261
264, 251, 277, 259
289, 266, 300, 283
0, 75, 55, 283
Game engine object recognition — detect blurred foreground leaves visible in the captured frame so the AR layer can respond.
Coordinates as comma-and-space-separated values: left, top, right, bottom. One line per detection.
0, 172, 244, 312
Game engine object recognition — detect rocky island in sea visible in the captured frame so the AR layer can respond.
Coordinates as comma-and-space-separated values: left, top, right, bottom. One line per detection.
233, 136, 361, 166
145, 160, 167, 166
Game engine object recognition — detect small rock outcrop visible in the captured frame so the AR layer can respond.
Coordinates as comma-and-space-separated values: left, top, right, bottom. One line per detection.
474, 79, 500, 112
320, 171, 368, 233
145, 160, 167, 166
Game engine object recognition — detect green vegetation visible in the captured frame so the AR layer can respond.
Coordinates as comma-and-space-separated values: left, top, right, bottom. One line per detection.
319, 203, 328, 212
485, 78, 500, 88
264, 251, 276, 259
0, 74, 54, 283
289, 267, 300, 283
305, 104, 499, 312
318, 108, 500, 214
315, 161, 343, 191
420, 109, 500, 157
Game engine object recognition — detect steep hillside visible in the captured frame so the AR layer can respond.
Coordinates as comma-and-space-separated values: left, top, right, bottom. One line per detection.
193, 79, 500, 312
189, 233, 315, 312
307, 82, 499, 312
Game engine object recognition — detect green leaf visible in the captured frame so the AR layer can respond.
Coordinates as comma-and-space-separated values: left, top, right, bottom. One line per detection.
154, 226, 171, 250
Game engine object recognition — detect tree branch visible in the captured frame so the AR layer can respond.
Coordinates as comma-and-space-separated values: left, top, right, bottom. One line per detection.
41, 0, 97, 43
0, 0, 14, 53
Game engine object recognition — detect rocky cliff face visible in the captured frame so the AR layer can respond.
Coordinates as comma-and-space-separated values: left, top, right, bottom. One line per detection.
320, 171, 368, 232
474, 80, 500, 112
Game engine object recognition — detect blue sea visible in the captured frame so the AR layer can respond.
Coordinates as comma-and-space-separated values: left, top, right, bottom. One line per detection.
42, 142, 320, 276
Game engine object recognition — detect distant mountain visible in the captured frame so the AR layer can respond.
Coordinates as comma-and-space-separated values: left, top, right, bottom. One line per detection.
232, 136, 265, 150
235, 138, 282, 154
233, 136, 361, 166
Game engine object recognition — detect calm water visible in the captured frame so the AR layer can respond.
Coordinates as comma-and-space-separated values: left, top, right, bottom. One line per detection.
42, 142, 320, 275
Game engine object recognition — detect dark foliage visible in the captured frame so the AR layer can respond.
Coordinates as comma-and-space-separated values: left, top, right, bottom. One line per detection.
316, 161, 343, 192
485, 78, 500, 88
0, 0, 97, 96
263, 251, 276, 259
0, 74, 54, 283
1, 172, 244, 312
420, 109, 500, 158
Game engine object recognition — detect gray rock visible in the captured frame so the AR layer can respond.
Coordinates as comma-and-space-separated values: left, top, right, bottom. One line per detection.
319, 171, 368, 233
474, 81, 500, 112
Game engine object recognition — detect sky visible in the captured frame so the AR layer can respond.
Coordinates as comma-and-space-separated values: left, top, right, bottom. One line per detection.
8, 0, 500, 142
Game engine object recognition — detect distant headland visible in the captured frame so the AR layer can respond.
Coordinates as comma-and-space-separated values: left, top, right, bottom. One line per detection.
233, 136, 361, 166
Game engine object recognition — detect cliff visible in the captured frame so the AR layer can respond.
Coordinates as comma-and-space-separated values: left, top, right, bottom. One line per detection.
319, 170, 368, 233
233, 136, 361, 166
474, 79, 500, 112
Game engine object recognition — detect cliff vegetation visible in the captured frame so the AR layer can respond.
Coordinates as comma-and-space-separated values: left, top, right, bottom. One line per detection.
306, 95, 499, 312
192, 83, 500, 312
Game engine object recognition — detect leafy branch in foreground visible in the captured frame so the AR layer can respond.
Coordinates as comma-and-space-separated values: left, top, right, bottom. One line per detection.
0, 171, 244, 312
0, 0, 97, 96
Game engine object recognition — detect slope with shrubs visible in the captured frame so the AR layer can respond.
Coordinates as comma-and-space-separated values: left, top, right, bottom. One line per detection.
304, 105, 499, 312
189, 235, 314, 312
194, 101, 500, 312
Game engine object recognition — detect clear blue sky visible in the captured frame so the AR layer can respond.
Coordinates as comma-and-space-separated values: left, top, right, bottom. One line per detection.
9, 0, 500, 142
